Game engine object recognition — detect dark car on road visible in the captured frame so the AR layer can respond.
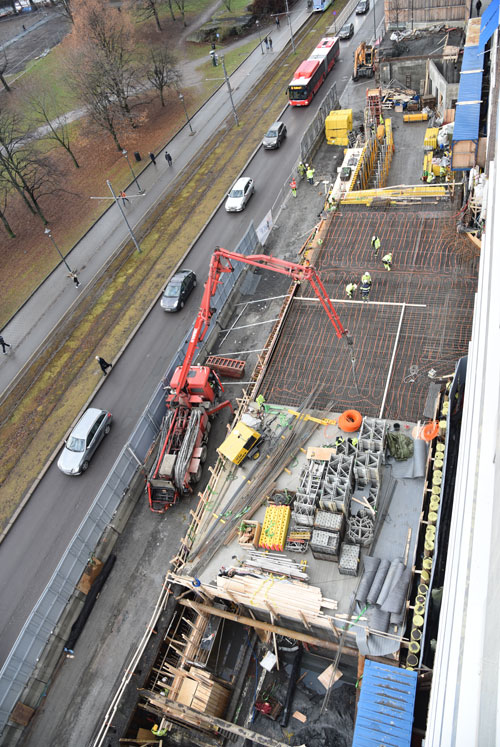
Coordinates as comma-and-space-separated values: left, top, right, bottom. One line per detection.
160, 269, 197, 312
262, 121, 287, 149
355, 0, 369, 13
338, 22, 354, 39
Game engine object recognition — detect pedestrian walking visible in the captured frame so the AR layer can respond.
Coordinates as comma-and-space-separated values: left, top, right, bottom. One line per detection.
345, 282, 358, 299
95, 355, 113, 376
371, 235, 381, 256
264, 36, 269, 50
0, 335, 11, 354
165, 152, 173, 167
382, 252, 392, 271
306, 165, 315, 184
275, 15, 280, 28
68, 272, 80, 288
149, 152, 157, 166
268, 36, 273, 51
289, 178, 297, 197
119, 190, 129, 206
476, 0, 482, 14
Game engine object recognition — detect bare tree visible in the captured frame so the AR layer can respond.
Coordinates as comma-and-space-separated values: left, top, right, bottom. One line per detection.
173, 0, 186, 26
0, 50, 11, 93
23, 82, 80, 167
0, 111, 54, 224
147, 49, 180, 107
138, 0, 162, 31
69, 60, 125, 151
223, 0, 232, 11
59, 0, 74, 23
166, 0, 176, 21
70, 0, 139, 127
0, 187, 15, 239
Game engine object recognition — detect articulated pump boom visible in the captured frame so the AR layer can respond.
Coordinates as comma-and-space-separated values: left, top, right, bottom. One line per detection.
147, 247, 347, 513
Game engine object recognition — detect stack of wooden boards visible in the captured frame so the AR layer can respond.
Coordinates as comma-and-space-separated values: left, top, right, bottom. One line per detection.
217, 573, 337, 624
177, 666, 230, 718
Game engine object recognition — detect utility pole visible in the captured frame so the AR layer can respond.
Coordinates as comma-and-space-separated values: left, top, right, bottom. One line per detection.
372, 0, 377, 44
178, 92, 195, 135
106, 180, 142, 254
256, 19, 264, 54
219, 55, 239, 126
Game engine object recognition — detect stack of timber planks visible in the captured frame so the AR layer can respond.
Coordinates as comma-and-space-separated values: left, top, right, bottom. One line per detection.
217, 574, 337, 623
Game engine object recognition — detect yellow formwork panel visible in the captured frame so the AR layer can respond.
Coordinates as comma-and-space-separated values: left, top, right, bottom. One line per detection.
424, 127, 439, 150
342, 185, 447, 204
403, 112, 429, 122
326, 109, 353, 130
259, 505, 291, 552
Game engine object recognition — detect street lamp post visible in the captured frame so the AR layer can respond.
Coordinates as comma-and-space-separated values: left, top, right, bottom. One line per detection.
122, 149, 144, 195
44, 227, 75, 274
332, 10, 337, 34
256, 19, 264, 54
373, 1, 377, 43
219, 55, 239, 126
178, 92, 195, 135
285, 0, 296, 54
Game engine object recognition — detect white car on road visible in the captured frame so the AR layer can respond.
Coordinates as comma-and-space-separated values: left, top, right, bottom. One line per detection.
225, 176, 255, 212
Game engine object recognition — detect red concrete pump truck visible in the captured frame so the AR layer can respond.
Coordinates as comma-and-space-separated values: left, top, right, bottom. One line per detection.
147, 247, 347, 513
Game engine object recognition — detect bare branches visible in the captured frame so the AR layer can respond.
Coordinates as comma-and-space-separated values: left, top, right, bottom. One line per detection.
23, 81, 80, 167
0, 49, 11, 93
146, 48, 180, 107
137, 0, 163, 31
0, 111, 56, 225
69, 0, 139, 135
173, 0, 186, 26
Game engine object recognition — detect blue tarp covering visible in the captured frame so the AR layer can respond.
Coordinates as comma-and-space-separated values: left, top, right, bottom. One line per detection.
352, 660, 417, 747
479, 0, 499, 49
452, 43, 483, 147
462, 45, 484, 72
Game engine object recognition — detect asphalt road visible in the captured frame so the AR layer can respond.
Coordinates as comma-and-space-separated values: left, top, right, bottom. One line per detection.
0, 4, 379, 667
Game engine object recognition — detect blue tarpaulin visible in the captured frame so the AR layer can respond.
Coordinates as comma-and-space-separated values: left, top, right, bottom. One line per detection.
352, 660, 418, 747
479, 0, 499, 49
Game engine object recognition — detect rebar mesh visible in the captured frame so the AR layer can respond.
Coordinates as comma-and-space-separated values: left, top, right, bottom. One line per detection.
261, 204, 478, 421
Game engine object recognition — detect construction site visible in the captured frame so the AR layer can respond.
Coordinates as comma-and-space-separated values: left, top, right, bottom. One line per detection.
80, 16, 486, 747
4, 6, 495, 747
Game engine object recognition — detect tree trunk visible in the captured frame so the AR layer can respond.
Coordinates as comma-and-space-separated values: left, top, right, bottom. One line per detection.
159, 87, 165, 106
110, 127, 123, 152
65, 145, 80, 168
0, 73, 11, 93
0, 207, 15, 238
153, 7, 162, 31
167, 0, 176, 21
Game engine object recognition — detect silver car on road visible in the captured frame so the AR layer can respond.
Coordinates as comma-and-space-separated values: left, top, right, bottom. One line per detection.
57, 407, 112, 475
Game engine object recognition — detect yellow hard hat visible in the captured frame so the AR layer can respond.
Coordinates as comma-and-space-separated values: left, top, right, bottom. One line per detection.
152, 724, 159, 732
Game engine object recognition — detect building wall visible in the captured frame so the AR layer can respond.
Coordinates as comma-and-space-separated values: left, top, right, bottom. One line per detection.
384, 0, 467, 28
429, 60, 460, 110
378, 57, 428, 91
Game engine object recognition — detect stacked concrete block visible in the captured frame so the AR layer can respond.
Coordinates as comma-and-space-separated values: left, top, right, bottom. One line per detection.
292, 460, 325, 527
358, 418, 387, 462
314, 510, 344, 534
310, 529, 341, 561
320, 454, 353, 514
338, 543, 360, 575
354, 451, 382, 486
347, 511, 374, 546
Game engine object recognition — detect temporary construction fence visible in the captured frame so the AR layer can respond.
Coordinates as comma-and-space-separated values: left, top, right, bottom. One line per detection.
0, 223, 259, 740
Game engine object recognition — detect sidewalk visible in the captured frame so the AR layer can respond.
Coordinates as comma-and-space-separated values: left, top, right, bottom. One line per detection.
0, 4, 310, 400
